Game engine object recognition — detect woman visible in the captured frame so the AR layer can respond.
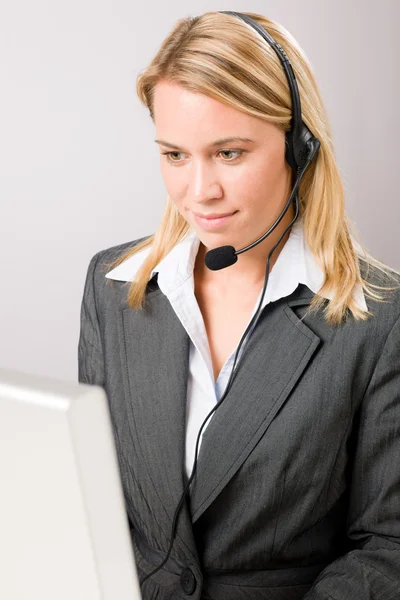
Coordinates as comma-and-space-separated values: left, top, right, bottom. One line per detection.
78, 10, 400, 600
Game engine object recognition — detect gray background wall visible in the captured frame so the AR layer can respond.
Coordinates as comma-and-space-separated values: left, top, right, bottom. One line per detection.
0, 1, 399, 382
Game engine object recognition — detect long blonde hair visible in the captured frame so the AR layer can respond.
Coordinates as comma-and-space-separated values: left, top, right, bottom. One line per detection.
105, 10, 399, 325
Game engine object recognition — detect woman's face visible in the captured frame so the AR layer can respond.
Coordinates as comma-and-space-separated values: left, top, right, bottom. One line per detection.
153, 80, 292, 253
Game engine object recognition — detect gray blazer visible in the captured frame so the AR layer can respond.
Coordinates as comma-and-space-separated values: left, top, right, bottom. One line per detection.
78, 236, 400, 600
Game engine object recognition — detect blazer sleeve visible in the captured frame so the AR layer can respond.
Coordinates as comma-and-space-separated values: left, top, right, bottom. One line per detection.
77, 251, 105, 388
303, 312, 400, 599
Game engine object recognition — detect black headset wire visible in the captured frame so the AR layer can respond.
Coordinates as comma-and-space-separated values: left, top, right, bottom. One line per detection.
139, 153, 315, 586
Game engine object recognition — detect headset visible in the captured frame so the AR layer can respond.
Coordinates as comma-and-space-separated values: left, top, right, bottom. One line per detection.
138, 10, 321, 587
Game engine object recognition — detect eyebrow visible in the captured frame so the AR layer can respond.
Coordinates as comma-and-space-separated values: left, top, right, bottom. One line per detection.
154, 137, 255, 150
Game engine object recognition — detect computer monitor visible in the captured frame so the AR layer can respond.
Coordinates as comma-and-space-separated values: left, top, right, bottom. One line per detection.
0, 367, 142, 600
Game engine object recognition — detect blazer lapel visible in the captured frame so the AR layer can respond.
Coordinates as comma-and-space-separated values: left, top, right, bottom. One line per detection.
117, 285, 196, 556
189, 289, 321, 523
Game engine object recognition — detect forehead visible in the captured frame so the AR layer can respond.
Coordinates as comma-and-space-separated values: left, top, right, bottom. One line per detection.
153, 80, 268, 139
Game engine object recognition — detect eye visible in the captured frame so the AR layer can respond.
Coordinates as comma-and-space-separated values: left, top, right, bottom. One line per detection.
161, 151, 183, 163
218, 150, 243, 161
161, 149, 244, 165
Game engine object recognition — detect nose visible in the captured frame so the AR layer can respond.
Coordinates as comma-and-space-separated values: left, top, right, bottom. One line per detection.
190, 159, 223, 204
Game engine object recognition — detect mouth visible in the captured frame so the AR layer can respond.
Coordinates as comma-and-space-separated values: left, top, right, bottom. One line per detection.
193, 210, 238, 230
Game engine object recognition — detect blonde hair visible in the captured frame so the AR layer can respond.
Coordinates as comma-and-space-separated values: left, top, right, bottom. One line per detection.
105, 10, 399, 325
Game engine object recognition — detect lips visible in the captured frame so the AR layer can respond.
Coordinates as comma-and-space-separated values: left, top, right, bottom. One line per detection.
193, 211, 237, 230
193, 211, 236, 219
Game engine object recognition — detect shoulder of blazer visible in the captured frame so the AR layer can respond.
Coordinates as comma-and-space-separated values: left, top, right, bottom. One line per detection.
86, 234, 155, 310
287, 268, 400, 352
96, 234, 153, 272
358, 259, 400, 324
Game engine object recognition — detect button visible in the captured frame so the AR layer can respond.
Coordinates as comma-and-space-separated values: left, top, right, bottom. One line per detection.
180, 567, 196, 595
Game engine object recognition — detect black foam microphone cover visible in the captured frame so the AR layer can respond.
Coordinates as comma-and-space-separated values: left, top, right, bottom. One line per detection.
204, 245, 238, 270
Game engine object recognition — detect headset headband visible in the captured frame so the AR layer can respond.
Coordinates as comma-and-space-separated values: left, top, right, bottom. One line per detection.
218, 11, 319, 171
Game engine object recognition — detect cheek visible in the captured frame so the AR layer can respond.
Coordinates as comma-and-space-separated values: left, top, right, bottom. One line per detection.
160, 163, 185, 199
247, 155, 289, 201
231, 163, 276, 205
236, 160, 290, 216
